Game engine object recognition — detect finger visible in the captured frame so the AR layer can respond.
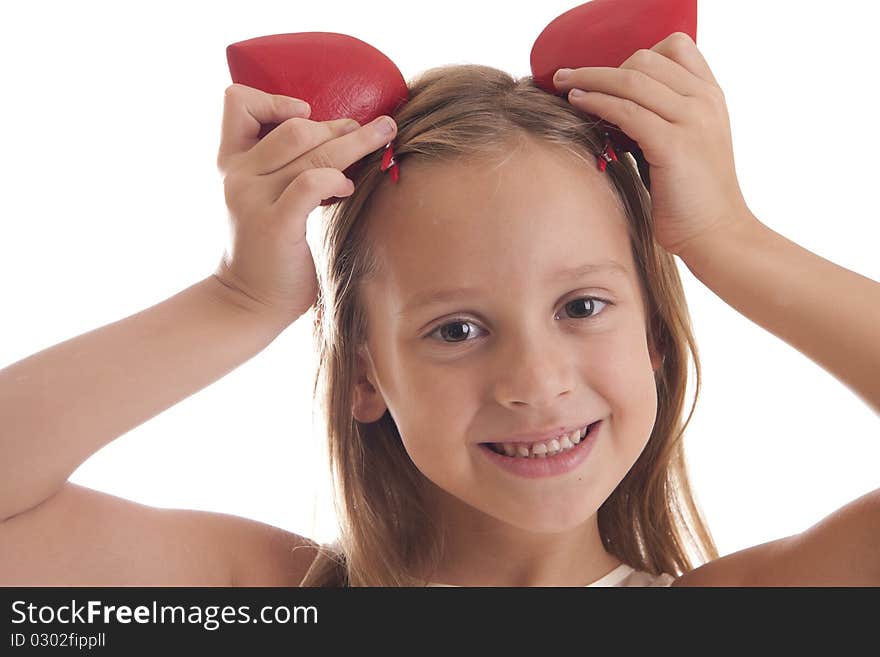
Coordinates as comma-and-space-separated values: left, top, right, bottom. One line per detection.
650, 32, 720, 88
217, 84, 311, 170
247, 117, 363, 176
299, 115, 397, 174
565, 90, 670, 164
618, 48, 707, 98
556, 67, 683, 123
265, 115, 397, 195
274, 167, 355, 228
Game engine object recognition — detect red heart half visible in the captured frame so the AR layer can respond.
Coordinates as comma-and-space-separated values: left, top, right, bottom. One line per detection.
227, 32, 408, 203
530, 0, 697, 153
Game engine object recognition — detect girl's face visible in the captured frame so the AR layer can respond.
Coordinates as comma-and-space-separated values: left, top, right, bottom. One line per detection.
354, 137, 661, 536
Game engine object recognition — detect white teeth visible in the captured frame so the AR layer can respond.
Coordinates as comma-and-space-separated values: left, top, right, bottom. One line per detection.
489, 423, 594, 458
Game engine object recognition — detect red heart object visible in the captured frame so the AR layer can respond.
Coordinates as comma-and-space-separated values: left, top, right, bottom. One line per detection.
226, 32, 408, 204
531, 0, 697, 153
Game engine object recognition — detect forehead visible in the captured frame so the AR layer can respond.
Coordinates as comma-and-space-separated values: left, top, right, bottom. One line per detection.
363, 137, 636, 306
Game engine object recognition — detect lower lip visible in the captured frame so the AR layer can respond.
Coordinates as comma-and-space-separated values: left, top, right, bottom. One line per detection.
478, 420, 602, 479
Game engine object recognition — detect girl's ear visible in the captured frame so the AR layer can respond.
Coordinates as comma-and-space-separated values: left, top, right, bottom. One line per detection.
351, 343, 388, 423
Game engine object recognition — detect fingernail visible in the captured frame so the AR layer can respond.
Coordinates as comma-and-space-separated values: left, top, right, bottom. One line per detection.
294, 100, 311, 113
372, 116, 396, 135
570, 89, 587, 99
555, 68, 573, 83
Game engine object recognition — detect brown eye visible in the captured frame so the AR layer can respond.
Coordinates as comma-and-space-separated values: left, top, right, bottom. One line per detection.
435, 321, 481, 343
562, 297, 608, 320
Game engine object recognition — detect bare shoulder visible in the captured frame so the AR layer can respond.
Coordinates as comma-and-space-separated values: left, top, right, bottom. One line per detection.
0, 482, 319, 586
672, 489, 880, 587
222, 510, 322, 587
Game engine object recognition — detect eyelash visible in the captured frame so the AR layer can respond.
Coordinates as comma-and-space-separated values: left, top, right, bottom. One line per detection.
426, 296, 612, 345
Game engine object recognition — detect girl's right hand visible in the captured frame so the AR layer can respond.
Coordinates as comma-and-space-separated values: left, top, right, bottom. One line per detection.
213, 83, 397, 323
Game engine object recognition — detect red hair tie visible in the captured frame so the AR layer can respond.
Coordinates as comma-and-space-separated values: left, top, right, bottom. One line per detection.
226, 0, 696, 197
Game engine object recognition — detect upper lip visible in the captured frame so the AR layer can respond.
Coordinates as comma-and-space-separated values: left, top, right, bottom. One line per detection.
482, 420, 599, 445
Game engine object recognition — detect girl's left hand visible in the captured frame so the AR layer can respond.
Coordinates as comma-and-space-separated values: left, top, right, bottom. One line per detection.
553, 32, 754, 257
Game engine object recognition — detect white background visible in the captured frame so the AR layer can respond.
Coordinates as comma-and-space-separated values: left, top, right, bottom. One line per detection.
1, 0, 878, 559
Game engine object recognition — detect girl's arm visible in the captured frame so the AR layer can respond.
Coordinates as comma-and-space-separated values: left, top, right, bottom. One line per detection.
678, 212, 880, 416
671, 213, 880, 587
0, 274, 295, 522
0, 274, 319, 586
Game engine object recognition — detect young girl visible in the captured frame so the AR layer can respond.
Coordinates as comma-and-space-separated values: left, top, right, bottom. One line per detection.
1, 30, 878, 587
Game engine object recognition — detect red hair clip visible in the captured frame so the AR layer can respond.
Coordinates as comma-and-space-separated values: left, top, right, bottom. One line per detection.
380, 142, 399, 182
226, 0, 695, 197
597, 134, 618, 172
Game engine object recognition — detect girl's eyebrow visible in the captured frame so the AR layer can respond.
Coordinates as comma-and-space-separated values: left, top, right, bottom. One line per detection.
396, 261, 629, 317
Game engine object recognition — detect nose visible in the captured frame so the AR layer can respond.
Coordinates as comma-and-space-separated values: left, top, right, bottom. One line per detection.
492, 328, 575, 409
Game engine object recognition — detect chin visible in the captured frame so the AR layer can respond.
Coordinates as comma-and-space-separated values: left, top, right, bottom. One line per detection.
484, 498, 601, 535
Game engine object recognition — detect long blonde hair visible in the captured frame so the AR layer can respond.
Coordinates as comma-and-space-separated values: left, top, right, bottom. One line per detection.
299, 64, 719, 586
